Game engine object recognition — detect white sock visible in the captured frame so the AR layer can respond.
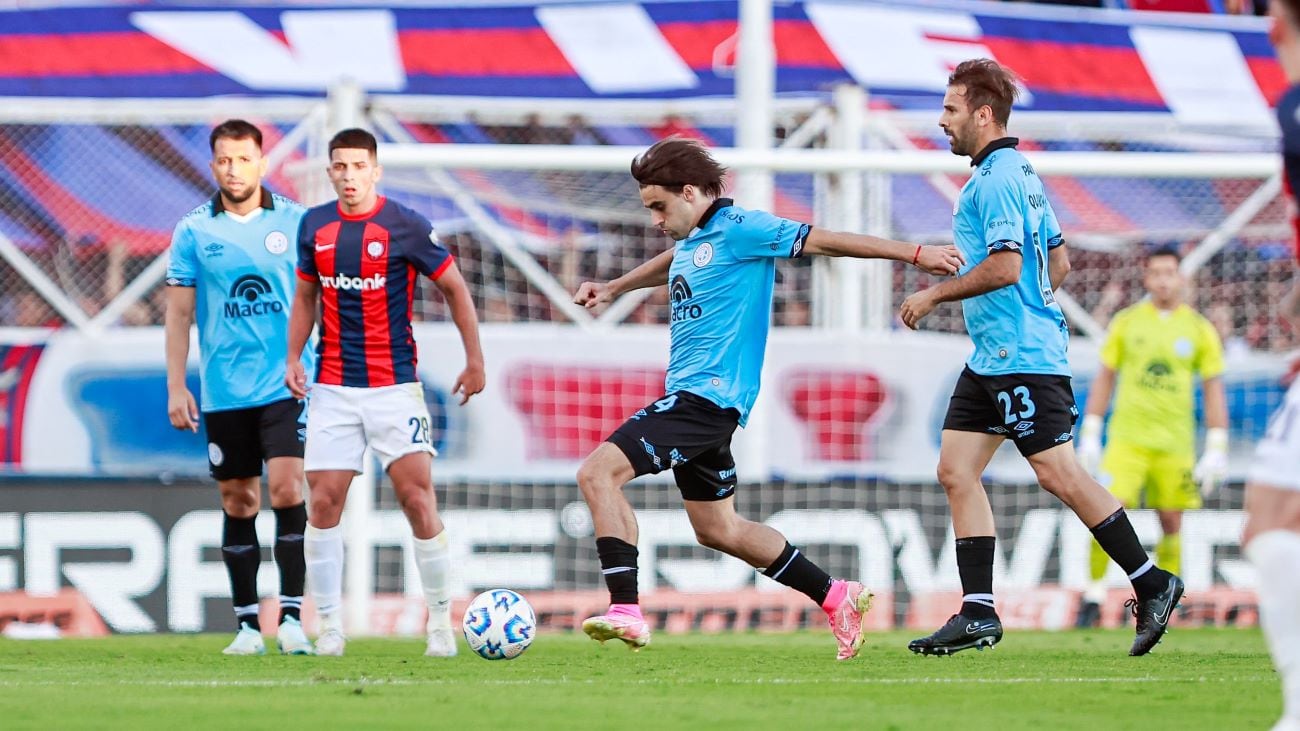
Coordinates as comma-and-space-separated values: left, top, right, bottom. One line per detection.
305, 523, 345, 633
1246, 530, 1300, 722
1084, 580, 1107, 605
413, 531, 452, 634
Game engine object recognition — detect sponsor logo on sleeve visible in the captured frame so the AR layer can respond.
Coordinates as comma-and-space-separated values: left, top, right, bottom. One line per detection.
792, 224, 810, 258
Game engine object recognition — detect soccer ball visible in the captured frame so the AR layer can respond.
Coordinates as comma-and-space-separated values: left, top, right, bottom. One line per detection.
461, 589, 536, 660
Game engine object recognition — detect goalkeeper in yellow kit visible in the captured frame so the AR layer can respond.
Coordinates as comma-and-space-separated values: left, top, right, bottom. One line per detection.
1075, 247, 1228, 627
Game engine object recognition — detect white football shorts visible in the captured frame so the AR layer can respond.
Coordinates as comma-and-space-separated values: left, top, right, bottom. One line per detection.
304, 381, 438, 473
1248, 377, 1300, 492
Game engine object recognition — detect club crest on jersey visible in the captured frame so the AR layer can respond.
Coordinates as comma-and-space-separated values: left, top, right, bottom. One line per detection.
693, 242, 713, 267
366, 240, 386, 260
264, 231, 288, 255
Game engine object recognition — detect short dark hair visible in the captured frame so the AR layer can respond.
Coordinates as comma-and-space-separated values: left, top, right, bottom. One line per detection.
209, 119, 262, 152
1145, 245, 1182, 265
329, 128, 379, 159
947, 58, 1021, 127
630, 137, 727, 198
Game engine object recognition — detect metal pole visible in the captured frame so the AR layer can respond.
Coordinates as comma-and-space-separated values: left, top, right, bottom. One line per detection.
735, 0, 775, 481
832, 84, 866, 331
0, 234, 90, 331
734, 0, 774, 211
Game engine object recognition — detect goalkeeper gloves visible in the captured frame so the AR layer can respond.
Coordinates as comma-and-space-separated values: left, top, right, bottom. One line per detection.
1076, 414, 1103, 476
1193, 427, 1229, 497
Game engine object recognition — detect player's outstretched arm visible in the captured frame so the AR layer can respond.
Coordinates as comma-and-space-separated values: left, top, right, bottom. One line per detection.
801, 229, 963, 275
899, 250, 1020, 330
573, 248, 674, 309
433, 263, 486, 405
285, 279, 319, 400
164, 286, 199, 433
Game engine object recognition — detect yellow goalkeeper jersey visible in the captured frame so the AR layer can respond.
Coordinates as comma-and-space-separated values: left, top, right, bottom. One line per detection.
1101, 300, 1224, 454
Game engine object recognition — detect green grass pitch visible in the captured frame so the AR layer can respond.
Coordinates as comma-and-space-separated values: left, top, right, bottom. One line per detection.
0, 628, 1279, 730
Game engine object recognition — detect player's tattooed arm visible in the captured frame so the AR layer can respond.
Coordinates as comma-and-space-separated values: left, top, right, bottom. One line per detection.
572, 248, 674, 309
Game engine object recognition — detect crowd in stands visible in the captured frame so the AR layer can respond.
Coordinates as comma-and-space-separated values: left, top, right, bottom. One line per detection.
0, 108, 1292, 355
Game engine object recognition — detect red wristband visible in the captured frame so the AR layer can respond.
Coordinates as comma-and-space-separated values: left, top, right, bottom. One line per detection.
911, 244, 922, 266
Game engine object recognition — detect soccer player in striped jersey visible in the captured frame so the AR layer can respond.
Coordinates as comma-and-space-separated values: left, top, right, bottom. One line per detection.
572, 138, 963, 660
1245, 3, 1300, 728
900, 59, 1181, 657
1074, 246, 1228, 628
285, 128, 485, 658
165, 120, 314, 656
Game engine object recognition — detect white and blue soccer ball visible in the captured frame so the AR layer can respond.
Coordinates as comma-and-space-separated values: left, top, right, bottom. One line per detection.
461, 589, 536, 660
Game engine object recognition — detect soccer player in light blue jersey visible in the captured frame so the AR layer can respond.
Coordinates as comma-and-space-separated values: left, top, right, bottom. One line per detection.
165, 120, 314, 656
899, 59, 1181, 657
571, 137, 963, 660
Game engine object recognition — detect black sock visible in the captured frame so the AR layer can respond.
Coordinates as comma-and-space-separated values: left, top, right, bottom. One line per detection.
595, 537, 639, 605
273, 503, 307, 623
1090, 509, 1164, 599
222, 512, 261, 631
762, 542, 833, 606
956, 536, 998, 619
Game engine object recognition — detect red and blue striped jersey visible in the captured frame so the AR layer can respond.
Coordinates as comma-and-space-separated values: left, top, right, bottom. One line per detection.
1280, 84, 1300, 263
296, 196, 453, 387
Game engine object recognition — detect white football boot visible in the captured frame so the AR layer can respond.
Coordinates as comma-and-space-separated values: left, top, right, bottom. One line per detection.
277, 616, 314, 655
425, 627, 458, 658
221, 623, 266, 656
314, 628, 346, 657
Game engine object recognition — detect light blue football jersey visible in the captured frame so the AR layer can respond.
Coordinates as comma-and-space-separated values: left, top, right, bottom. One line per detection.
166, 190, 314, 412
664, 199, 810, 427
952, 138, 1070, 377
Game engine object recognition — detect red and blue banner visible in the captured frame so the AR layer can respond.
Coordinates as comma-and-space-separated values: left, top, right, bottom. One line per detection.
0, 1, 1282, 120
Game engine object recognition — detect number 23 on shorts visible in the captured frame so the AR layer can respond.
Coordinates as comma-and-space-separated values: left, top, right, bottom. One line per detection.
996, 386, 1037, 425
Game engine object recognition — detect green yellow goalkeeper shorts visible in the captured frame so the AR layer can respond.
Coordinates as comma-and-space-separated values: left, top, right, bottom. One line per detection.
1098, 441, 1200, 511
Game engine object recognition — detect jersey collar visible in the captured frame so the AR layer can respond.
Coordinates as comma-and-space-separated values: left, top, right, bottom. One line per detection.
692, 197, 734, 234
970, 137, 1020, 167
211, 187, 275, 217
